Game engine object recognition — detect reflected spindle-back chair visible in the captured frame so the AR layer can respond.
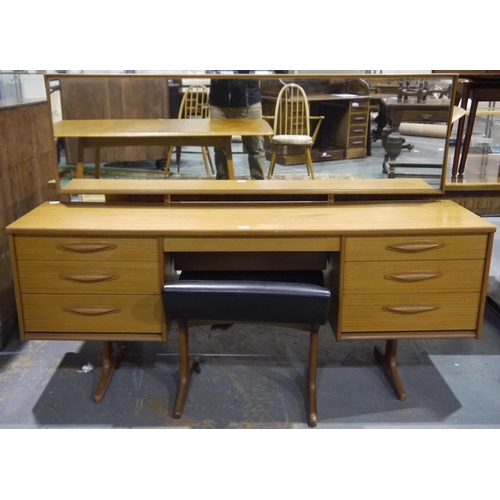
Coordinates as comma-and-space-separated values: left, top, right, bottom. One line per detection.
163, 84, 214, 178
266, 83, 324, 179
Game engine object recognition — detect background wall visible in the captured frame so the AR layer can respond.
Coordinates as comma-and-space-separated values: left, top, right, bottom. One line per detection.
0, 100, 57, 347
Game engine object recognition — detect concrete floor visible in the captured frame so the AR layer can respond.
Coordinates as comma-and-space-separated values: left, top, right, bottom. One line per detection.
2, 306, 500, 429
2, 134, 500, 429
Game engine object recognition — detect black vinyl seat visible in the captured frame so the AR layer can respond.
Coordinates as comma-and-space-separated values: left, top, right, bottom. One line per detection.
162, 270, 331, 427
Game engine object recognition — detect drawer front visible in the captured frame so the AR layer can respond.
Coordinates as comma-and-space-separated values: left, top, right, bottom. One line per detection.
348, 137, 366, 149
350, 113, 368, 125
345, 235, 488, 261
17, 261, 160, 294
399, 109, 449, 123
15, 237, 159, 262
164, 237, 340, 252
22, 294, 162, 333
343, 259, 485, 294
349, 125, 367, 137
351, 101, 369, 112
342, 293, 480, 332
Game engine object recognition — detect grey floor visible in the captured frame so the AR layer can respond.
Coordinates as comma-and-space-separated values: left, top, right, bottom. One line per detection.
2, 133, 500, 429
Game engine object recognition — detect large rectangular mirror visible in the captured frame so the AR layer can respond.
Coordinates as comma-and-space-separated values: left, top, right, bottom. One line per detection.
45, 72, 456, 194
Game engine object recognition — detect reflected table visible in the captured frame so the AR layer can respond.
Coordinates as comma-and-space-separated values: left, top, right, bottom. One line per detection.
451, 75, 500, 177
53, 118, 274, 182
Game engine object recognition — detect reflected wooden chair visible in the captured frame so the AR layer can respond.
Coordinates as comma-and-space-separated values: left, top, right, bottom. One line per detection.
163, 84, 214, 179
266, 83, 324, 179
161, 270, 331, 427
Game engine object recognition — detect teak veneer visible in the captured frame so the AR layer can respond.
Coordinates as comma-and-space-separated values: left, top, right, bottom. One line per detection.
7, 197, 496, 403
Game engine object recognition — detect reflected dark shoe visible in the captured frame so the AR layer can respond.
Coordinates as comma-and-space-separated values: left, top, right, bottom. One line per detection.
211, 323, 234, 330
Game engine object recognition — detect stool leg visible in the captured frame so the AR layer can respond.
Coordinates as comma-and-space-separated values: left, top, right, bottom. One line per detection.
374, 339, 407, 401
308, 326, 319, 427
173, 319, 198, 419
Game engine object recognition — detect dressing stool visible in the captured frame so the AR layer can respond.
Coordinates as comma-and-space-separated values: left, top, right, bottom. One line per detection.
161, 270, 331, 427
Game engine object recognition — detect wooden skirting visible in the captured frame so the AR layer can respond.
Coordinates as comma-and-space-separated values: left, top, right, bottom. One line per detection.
445, 191, 500, 215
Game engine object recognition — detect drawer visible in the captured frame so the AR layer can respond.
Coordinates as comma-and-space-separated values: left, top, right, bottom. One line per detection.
349, 125, 367, 137
22, 294, 162, 333
17, 261, 160, 294
164, 237, 340, 252
350, 101, 369, 112
15, 237, 159, 262
345, 235, 488, 261
397, 109, 449, 123
342, 292, 480, 332
350, 113, 368, 126
348, 137, 366, 149
343, 260, 485, 294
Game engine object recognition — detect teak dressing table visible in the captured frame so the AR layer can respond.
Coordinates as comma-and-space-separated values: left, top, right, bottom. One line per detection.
6, 73, 496, 414
7, 180, 496, 403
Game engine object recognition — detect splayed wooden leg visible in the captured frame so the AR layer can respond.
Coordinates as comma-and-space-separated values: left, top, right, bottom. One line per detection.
374, 339, 407, 401
94, 341, 123, 403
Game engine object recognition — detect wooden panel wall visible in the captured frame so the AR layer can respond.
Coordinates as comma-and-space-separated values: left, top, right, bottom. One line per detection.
0, 101, 57, 347
60, 77, 171, 164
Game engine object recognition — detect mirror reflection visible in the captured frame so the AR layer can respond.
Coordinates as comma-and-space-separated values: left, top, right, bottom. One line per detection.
46, 73, 455, 192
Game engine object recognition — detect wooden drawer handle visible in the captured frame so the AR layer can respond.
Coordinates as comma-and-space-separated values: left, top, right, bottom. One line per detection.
60, 274, 119, 283
351, 128, 365, 134
385, 271, 443, 282
352, 116, 365, 122
350, 140, 364, 145
386, 241, 444, 253
382, 305, 439, 315
63, 306, 121, 316
57, 242, 118, 253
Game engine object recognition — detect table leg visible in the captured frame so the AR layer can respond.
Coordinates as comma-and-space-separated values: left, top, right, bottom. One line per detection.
76, 138, 84, 179
176, 146, 181, 171
95, 147, 101, 179
94, 341, 124, 403
451, 82, 470, 177
224, 137, 235, 179
374, 339, 407, 401
458, 91, 479, 176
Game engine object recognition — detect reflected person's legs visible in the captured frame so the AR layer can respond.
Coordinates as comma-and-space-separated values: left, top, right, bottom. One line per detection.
210, 104, 266, 180
210, 105, 231, 179
240, 103, 265, 180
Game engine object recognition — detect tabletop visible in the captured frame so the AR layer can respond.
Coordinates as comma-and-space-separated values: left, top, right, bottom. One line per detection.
7, 199, 495, 237
380, 97, 451, 110
263, 93, 367, 103
52, 118, 274, 138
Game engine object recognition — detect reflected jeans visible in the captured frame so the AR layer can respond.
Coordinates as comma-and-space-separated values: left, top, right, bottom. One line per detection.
210, 103, 266, 180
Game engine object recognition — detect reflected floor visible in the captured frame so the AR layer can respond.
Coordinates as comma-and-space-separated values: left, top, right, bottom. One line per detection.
60, 132, 447, 190
446, 152, 500, 186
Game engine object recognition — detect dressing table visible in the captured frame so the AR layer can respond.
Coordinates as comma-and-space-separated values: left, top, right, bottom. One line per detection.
6, 73, 496, 408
